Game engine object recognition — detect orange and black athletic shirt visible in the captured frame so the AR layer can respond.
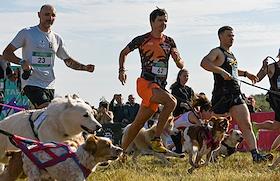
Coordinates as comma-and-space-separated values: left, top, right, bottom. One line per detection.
213, 47, 240, 95
127, 32, 177, 87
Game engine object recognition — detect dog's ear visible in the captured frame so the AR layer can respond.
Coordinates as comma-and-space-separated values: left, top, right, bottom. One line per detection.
84, 135, 98, 154
66, 94, 75, 107
208, 116, 217, 127
208, 116, 217, 122
72, 94, 79, 99
225, 116, 232, 122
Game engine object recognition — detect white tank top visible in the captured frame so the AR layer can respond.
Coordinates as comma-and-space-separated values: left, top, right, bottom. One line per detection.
174, 111, 195, 130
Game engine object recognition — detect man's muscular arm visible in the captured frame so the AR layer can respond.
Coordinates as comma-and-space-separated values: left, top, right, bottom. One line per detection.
201, 48, 232, 80
64, 58, 94, 72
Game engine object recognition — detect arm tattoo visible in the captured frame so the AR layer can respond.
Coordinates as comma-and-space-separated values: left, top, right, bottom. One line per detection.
64, 58, 85, 70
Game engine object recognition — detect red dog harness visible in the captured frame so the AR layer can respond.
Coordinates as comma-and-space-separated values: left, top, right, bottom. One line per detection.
205, 129, 220, 149
9, 134, 91, 178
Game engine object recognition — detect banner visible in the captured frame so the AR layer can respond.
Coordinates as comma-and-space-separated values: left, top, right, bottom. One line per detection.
0, 66, 30, 120
96, 123, 125, 145
230, 112, 280, 151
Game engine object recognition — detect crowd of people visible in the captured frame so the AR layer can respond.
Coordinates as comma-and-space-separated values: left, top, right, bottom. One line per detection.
1, 4, 280, 180
93, 94, 140, 126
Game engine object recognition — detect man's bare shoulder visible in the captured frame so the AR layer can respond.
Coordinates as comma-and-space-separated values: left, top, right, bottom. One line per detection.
209, 47, 223, 55
205, 47, 222, 60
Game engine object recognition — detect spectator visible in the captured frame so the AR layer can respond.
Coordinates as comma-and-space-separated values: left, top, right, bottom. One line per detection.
109, 94, 126, 123
124, 94, 140, 124
170, 69, 194, 117
96, 101, 114, 124
0, 55, 18, 113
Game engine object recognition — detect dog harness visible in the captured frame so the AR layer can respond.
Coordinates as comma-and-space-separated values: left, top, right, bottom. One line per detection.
28, 111, 47, 140
9, 134, 92, 179
205, 128, 220, 149
221, 141, 236, 156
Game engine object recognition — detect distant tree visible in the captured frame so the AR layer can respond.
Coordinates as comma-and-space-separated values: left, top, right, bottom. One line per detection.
253, 93, 272, 112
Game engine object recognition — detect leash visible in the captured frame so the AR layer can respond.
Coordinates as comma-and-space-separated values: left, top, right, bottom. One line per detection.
0, 103, 25, 111
184, 100, 201, 120
236, 78, 280, 96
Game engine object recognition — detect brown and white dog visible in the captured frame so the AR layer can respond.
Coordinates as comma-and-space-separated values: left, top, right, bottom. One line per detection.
182, 116, 229, 174
212, 129, 243, 161
22, 135, 122, 181
122, 119, 184, 164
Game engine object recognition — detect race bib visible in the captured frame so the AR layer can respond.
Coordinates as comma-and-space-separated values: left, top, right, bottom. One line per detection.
151, 62, 167, 76
228, 57, 238, 79
31, 52, 53, 67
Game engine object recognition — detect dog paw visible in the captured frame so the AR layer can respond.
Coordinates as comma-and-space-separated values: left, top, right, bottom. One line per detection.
187, 167, 194, 174
119, 153, 128, 163
268, 163, 277, 170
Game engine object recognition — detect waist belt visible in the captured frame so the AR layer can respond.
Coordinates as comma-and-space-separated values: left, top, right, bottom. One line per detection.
141, 72, 167, 88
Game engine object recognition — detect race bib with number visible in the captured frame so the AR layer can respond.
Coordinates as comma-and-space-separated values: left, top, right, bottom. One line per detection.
228, 57, 238, 79
151, 62, 167, 76
31, 52, 53, 67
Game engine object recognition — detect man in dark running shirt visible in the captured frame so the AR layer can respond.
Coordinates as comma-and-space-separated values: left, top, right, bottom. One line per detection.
119, 8, 184, 154
200, 26, 272, 163
254, 49, 280, 150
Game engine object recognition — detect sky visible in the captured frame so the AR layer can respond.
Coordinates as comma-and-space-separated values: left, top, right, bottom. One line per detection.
0, 0, 280, 107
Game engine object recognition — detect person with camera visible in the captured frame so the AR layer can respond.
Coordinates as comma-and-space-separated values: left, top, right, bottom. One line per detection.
0, 55, 18, 114
2, 4, 95, 109
96, 101, 114, 124
109, 94, 126, 123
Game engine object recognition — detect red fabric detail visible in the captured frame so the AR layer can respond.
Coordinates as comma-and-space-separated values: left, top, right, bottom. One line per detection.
11, 135, 77, 168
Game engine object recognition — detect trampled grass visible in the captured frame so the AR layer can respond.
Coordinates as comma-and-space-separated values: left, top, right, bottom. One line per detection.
19, 151, 280, 181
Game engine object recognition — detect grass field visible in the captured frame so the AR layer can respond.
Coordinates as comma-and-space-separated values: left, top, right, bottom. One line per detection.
19, 151, 280, 181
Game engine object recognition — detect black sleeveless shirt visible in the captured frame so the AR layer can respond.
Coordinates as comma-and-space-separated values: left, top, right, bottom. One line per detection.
213, 47, 240, 95
269, 62, 280, 91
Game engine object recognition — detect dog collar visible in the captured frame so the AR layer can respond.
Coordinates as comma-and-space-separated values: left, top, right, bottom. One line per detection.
71, 153, 92, 178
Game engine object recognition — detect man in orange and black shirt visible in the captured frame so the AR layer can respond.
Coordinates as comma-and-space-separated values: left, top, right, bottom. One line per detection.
118, 8, 184, 153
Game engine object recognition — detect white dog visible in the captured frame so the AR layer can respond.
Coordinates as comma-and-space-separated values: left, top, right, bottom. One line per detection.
22, 135, 123, 181
122, 119, 184, 164
211, 129, 243, 161
0, 94, 101, 165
